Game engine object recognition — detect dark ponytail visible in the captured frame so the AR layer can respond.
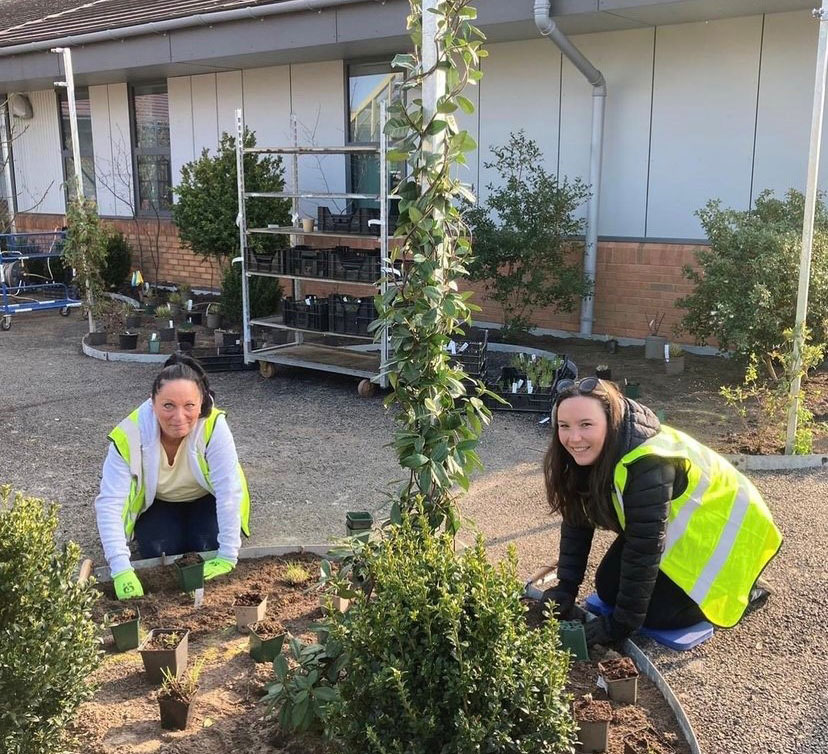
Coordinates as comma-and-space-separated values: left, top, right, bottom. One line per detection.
151, 352, 215, 418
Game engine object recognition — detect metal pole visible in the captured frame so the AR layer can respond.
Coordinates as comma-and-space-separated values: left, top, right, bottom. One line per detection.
785, 1, 828, 454
0, 100, 15, 232
235, 109, 252, 362
379, 100, 389, 388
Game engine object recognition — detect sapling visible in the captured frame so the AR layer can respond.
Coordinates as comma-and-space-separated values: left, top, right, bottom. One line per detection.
283, 561, 311, 585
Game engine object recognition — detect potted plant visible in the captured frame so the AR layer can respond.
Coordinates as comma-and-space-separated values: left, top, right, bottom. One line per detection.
166, 291, 183, 317
174, 552, 204, 592
665, 344, 685, 376
595, 364, 611, 380
558, 620, 589, 661
108, 606, 141, 652
597, 656, 639, 704
125, 307, 143, 330
138, 628, 189, 683
623, 727, 674, 754
345, 510, 373, 540
186, 309, 203, 326
572, 695, 612, 753
206, 302, 222, 330
248, 619, 286, 662
157, 659, 203, 731
177, 321, 196, 348
118, 331, 138, 350
233, 590, 268, 631
148, 333, 161, 354
644, 313, 667, 360
623, 379, 640, 399
87, 329, 107, 346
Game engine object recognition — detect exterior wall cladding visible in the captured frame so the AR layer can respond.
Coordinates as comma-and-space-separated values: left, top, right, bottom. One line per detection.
14, 212, 701, 340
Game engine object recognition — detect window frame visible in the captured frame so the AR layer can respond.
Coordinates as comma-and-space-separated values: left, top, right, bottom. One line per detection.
129, 82, 172, 218
56, 86, 96, 204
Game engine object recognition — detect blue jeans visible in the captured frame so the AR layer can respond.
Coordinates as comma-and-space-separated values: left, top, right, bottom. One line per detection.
134, 494, 219, 558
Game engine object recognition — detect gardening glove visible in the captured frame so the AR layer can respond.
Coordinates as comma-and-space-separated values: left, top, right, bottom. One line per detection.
203, 557, 235, 581
113, 568, 144, 600
540, 587, 576, 620
583, 614, 628, 648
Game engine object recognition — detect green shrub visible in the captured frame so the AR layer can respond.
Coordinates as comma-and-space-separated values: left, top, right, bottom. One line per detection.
678, 189, 828, 362
101, 231, 132, 291
220, 262, 282, 327
324, 516, 576, 754
0, 487, 102, 754
465, 131, 591, 337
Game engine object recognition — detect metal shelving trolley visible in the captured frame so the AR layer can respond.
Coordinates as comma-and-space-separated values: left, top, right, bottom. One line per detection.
235, 105, 392, 393
0, 230, 81, 330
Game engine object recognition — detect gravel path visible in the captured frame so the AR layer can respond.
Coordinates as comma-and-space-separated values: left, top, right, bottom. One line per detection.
1, 312, 826, 753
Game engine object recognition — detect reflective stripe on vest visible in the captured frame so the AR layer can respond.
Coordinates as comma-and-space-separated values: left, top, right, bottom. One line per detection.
108, 407, 251, 538
611, 425, 782, 628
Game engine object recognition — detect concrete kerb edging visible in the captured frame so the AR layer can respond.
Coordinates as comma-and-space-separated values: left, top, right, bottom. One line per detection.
82, 334, 167, 363
624, 638, 702, 754
724, 453, 828, 471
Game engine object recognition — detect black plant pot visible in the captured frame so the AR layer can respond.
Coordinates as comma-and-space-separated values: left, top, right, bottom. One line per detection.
186, 311, 203, 326
119, 333, 138, 350
158, 693, 195, 731
595, 368, 612, 380
87, 331, 107, 346
177, 330, 196, 346
159, 327, 176, 342
125, 313, 143, 329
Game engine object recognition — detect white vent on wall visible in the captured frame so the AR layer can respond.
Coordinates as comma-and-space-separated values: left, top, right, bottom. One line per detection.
8, 93, 33, 120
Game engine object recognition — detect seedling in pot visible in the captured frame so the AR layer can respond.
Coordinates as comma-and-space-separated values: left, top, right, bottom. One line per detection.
233, 590, 268, 632
108, 606, 141, 652
139, 628, 190, 683
157, 658, 204, 731
249, 618, 286, 663
573, 694, 612, 753
597, 656, 639, 704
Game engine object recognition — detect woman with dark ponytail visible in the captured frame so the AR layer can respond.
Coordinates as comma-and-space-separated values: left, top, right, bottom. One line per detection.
95, 353, 250, 600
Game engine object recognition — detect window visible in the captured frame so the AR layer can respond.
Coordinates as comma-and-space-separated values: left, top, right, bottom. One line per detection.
131, 83, 172, 213
58, 87, 96, 202
347, 63, 404, 206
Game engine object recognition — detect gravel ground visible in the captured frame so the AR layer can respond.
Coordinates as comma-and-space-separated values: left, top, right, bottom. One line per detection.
1, 311, 826, 754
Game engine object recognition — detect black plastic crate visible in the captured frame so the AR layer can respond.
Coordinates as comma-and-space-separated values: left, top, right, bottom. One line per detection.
288, 245, 332, 278
248, 248, 287, 274
330, 246, 381, 283
283, 296, 329, 331
318, 206, 360, 234
328, 294, 377, 337
447, 330, 488, 377
483, 387, 555, 413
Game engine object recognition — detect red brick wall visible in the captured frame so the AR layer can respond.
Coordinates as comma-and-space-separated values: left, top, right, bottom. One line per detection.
16, 213, 703, 342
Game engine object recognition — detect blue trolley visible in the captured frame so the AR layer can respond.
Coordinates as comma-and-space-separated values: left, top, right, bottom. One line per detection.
0, 231, 82, 330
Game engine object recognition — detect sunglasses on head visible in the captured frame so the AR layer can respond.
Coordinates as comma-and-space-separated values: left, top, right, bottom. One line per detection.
554, 376, 601, 403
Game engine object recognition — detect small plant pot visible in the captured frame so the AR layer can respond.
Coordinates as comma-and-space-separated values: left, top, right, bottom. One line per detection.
148, 338, 161, 354
109, 607, 141, 652
174, 553, 204, 592
644, 335, 667, 360
215, 330, 239, 348
87, 331, 107, 346
597, 656, 639, 704
665, 356, 685, 376
177, 330, 196, 346
595, 368, 612, 381
248, 620, 286, 663
119, 332, 138, 350
158, 691, 195, 731
573, 697, 612, 753
125, 313, 143, 329
302, 217, 315, 233
186, 311, 203, 326
138, 628, 189, 683
159, 327, 176, 342
233, 592, 268, 631
206, 312, 222, 329
558, 620, 589, 661
623, 382, 640, 399
346, 510, 373, 540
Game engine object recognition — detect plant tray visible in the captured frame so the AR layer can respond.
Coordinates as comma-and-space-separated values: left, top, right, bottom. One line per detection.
483, 387, 555, 414
328, 294, 377, 337
283, 297, 330, 331
288, 245, 333, 278
329, 246, 381, 283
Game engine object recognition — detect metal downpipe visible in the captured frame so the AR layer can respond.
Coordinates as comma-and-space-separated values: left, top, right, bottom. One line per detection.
534, 0, 606, 337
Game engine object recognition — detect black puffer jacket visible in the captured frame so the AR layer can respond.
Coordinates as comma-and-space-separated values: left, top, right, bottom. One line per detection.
555, 399, 688, 636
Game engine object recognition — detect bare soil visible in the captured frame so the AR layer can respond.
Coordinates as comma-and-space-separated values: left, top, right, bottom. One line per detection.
573, 695, 613, 722
599, 657, 639, 681
176, 553, 203, 567
233, 591, 266, 607
250, 618, 285, 640
143, 630, 187, 652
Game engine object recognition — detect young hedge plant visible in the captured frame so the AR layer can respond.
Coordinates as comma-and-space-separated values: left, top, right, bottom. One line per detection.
324, 513, 577, 754
0, 487, 102, 754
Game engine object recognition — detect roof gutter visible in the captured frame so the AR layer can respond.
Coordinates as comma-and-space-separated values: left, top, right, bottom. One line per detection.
0, 0, 379, 58
534, 0, 606, 338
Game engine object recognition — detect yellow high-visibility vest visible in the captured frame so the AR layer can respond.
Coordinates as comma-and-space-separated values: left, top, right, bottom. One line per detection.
108, 407, 251, 538
611, 425, 781, 628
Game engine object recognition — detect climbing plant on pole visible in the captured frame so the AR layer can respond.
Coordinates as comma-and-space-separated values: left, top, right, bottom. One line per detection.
376, 0, 491, 535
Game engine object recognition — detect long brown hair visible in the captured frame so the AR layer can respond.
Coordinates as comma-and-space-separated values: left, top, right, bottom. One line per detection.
543, 379, 625, 531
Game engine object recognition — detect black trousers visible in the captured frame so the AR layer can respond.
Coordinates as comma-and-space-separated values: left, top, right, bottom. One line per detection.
595, 535, 706, 630
134, 493, 219, 558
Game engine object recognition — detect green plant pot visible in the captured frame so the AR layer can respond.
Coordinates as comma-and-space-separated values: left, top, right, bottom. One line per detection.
346, 510, 373, 540
148, 339, 161, 354
174, 556, 204, 592
248, 628, 285, 663
109, 608, 141, 652
623, 382, 640, 399
558, 620, 589, 661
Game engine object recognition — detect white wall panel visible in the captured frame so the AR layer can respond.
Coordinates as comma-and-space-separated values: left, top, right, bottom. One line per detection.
216, 70, 243, 142
752, 10, 826, 201
452, 76, 480, 195
11, 89, 64, 215
104, 83, 133, 217
242, 65, 292, 148
191, 74, 219, 154
89, 84, 116, 216
559, 27, 654, 238
647, 16, 763, 238
168, 76, 194, 196
478, 39, 561, 202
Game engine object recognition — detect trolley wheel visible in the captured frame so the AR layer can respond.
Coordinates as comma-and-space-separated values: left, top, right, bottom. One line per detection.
59, 306, 70, 317
258, 361, 278, 379
358, 379, 376, 398
1, 317, 10, 331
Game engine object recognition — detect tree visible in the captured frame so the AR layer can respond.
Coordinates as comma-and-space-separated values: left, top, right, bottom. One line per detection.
172, 129, 290, 267
465, 131, 591, 337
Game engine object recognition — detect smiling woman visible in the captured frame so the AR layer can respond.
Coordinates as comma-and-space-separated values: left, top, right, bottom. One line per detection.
94, 353, 251, 600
